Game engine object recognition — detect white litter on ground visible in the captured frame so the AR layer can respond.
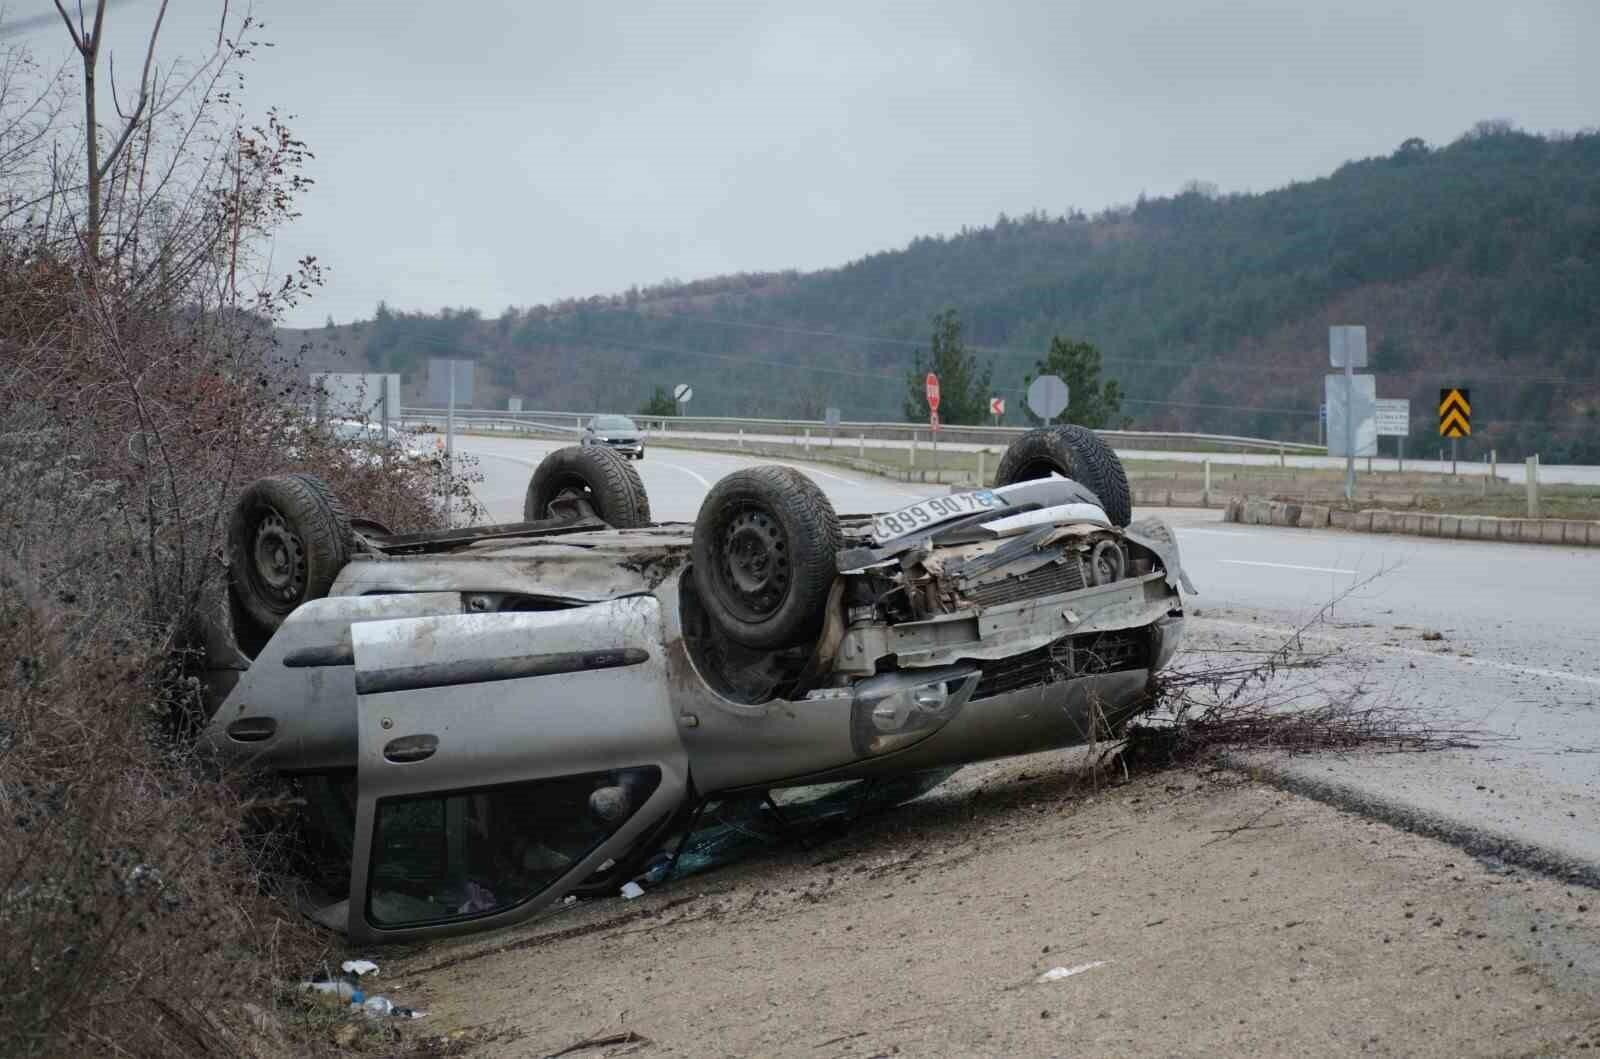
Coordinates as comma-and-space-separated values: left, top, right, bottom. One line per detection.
341, 959, 379, 977
620, 881, 645, 900
1035, 961, 1107, 983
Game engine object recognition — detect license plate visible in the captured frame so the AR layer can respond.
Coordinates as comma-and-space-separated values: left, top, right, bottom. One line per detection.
872, 490, 1002, 542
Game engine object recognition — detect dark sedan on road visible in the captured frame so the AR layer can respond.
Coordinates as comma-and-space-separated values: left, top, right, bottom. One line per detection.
583, 414, 645, 459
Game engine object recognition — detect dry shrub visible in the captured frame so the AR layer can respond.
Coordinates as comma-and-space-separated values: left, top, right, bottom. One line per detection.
0, 13, 477, 1056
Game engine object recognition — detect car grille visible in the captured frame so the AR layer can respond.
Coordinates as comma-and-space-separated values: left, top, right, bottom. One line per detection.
967, 560, 1086, 609
971, 628, 1149, 701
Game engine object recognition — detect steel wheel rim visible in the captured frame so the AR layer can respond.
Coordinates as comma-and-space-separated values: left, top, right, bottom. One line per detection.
250, 507, 306, 610
717, 505, 790, 620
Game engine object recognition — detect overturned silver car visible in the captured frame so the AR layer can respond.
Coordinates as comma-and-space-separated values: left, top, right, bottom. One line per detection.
201, 425, 1191, 943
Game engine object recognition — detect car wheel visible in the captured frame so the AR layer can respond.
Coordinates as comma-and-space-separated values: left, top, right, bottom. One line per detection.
524, 445, 652, 527
992, 425, 1132, 527
227, 473, 353, 632
691, 465, 841, 649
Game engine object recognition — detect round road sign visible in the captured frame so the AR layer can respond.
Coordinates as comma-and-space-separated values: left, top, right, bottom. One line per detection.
1026, 374, 1069, 420
673, 383, 693, 403
925, 373, 940, 413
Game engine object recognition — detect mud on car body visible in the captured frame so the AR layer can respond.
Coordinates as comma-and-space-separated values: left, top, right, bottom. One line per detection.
200, 428, 1191, 944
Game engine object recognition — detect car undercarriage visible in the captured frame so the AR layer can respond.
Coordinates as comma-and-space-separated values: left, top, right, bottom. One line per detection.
198, 425, 1191, 942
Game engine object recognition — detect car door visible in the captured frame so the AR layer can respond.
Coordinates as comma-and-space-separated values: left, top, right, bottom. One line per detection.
346, 595, 688, 944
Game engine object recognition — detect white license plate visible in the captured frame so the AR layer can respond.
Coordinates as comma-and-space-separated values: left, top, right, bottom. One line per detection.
872, 490, 1003, 543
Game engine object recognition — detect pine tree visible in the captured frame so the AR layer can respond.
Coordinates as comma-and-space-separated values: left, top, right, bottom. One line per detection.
903, 309, 991, 425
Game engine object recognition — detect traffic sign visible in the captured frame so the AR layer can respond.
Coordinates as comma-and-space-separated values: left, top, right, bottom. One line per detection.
1439, 388, 1470, 437
989, 396, 1005, 417
824, 407, 841, 428
1324, 373, 1377, 457
673, 383, 693, 404
925, 373, 940, 413
1329, 325, 1368, 368
1027, 375, 1070, 420
1375, 398, 1410, 437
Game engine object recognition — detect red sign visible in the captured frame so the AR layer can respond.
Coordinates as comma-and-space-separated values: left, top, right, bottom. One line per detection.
989, 396, 1005, 417
925, 373, 940, 413
930, 411, 940, 432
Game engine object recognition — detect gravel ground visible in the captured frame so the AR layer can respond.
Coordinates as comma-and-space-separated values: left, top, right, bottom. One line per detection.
374, 751, 1600, 1058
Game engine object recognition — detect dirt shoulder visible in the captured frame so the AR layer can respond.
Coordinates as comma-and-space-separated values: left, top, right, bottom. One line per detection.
378, 755, 1600, 1058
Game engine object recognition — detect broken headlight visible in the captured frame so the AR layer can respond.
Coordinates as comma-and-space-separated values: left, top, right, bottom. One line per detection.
850, 664, 981, 756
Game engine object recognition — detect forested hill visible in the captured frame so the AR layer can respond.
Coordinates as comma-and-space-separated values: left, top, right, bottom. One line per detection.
289, 124, 1600, 460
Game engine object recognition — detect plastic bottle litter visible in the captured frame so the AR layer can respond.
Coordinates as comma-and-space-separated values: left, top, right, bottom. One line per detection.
619, 881, 645, 900
301, 979, 359, 1002
361, 996, 394, 1018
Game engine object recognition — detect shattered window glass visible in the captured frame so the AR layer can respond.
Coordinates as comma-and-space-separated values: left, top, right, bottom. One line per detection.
366, 766, 660, 928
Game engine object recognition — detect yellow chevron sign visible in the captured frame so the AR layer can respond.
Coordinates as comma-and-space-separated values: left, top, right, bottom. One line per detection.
1438, 388, 1471, 438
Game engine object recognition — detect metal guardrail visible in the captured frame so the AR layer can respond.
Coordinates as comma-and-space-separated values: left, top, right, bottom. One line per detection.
399, 407, 1325, 456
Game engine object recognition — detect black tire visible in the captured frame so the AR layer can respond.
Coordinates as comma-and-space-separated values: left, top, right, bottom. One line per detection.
691, 465, 841, 649
992, 425, 1132, 527
524, 445, 652, 527
227, 473, 352, 632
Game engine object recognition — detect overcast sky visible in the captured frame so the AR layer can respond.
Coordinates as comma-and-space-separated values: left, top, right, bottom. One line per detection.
10, 1, 1597, 327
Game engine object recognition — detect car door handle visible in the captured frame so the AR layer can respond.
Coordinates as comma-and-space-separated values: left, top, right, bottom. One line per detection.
382, 734, 439, 763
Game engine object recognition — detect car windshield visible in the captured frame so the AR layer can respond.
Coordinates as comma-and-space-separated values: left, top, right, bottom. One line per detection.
590, 415, 636, 432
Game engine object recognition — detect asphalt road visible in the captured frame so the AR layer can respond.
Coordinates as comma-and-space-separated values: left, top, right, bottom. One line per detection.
461, 437, 1600, 877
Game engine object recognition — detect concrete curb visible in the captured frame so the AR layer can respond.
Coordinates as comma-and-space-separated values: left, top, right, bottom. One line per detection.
1235, 757, 1600, 889
1224, 495, 1600, 547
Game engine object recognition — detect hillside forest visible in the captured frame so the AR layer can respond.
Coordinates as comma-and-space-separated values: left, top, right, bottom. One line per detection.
289, 123, 1600, 461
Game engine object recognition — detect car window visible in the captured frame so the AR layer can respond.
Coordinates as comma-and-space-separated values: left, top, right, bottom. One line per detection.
590, 416, 636, 431
365, 765, 661, 928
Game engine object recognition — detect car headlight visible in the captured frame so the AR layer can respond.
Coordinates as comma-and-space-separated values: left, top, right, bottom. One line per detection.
851, 664, 981, 756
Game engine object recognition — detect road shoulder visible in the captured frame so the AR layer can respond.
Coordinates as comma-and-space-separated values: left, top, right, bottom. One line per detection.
383, 758, 1600, 1057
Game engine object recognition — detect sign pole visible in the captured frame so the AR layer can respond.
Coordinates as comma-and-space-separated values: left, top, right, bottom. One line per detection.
1343, 354, 1355, 501
1451, 437, 1458, 479
1398, 435, 1404, 474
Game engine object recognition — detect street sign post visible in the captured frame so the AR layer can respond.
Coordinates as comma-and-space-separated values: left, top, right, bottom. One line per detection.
673, 382, 693, 416
1376, 397, 1410, 471
1325, 372, 1376, 458
1330, 326, 1369, 499
1026, 375, 1069, 422
925, 374, 940, 460
989, 396, 1005, 424
1439, 388, 1470, 476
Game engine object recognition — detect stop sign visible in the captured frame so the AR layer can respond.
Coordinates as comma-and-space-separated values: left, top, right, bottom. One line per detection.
925, 373, 940, 413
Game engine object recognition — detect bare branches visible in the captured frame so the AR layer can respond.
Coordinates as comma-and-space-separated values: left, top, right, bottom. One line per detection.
95, 0, 167, 181
1118, 571, 1493, 769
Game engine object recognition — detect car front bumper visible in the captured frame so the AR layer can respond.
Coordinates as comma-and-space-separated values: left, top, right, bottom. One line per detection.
593, 439, 644, 456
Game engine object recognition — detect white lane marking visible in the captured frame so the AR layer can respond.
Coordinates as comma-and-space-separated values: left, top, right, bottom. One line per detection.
651, 459, 712, 489
1218, 559, 1359, 576
1200, 617, 1600, 688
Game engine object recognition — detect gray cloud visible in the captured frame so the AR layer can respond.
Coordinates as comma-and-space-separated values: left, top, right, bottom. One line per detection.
13, 0, 1597, 325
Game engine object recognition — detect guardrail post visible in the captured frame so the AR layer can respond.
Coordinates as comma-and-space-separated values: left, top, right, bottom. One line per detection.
910, 432, 917, 468
1526, 455, 1540, 518
804, 428, 810, 453
976, 449, 986, 486
738, 428, 745, 449
1490, 449, 1497, 482
1203, 459, 1212, 505
858, 433, 865, 459
1278, 442, 1285, 468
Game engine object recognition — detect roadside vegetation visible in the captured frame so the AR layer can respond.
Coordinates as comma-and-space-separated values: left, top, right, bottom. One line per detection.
0, 8, 473, 1055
